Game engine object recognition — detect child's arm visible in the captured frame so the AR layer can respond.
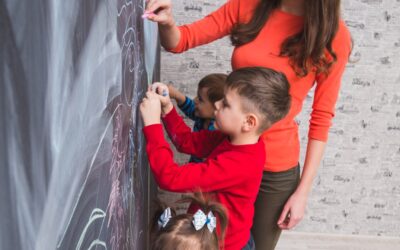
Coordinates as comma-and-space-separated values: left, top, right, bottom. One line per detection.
162, 107, 224, 158
168, 84, 197, 121
168, 84, 186, 106
176, 96, 197, 121
151, 82, 223, 157
143, 124, 248, 192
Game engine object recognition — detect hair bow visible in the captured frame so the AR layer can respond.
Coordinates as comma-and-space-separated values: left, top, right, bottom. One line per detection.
158, 207, 172, 228
192, 209, 217, 232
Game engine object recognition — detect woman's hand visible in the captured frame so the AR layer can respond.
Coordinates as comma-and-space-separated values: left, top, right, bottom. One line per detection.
144, 0, 175, 27
144, 0, 180, 50
277, 139, 326, 229
277, 191, 308, 230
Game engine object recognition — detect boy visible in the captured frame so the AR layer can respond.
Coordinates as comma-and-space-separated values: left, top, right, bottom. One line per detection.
168, 73, 227, 162
140, 67, 291, 250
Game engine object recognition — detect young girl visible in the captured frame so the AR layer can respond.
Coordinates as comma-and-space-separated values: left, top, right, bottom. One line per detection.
151, 192, 228, 250
168, 73, 227, 162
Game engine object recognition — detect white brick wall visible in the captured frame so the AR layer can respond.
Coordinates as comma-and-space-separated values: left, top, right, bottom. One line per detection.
159, 0, 400, 237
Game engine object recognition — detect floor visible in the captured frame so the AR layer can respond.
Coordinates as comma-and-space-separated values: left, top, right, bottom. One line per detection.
275, 231, 400, 250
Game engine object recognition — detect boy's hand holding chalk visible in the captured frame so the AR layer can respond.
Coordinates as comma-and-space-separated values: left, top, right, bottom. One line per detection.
140, 90, 162, 126
151, 82, 169, 96
151, 82, 174, 115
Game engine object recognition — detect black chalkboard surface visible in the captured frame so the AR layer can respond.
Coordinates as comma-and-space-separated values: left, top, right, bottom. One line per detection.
0, 0, 158, 249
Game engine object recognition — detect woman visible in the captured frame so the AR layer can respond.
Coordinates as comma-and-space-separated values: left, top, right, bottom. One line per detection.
144, 0, 351, 249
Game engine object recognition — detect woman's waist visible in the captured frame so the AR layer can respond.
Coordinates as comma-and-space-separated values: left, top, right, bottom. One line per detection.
261, 122, 301, 172
261, 119, 299, 144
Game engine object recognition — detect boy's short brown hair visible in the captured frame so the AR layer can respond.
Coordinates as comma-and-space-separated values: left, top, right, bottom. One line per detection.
198, 73, 227, 103
226, 67, 291, 133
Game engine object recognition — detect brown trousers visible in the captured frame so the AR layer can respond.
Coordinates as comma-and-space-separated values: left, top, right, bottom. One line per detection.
251, 164, 300, 250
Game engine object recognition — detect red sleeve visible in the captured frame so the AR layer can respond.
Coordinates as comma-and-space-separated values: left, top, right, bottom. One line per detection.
162, 107, 225, 158
143, 124, 249, 192
309, 21, 352, 142
167, 0, 243, 53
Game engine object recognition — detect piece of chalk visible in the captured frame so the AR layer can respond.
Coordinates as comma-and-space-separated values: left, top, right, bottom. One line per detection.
141, 12, 153, 19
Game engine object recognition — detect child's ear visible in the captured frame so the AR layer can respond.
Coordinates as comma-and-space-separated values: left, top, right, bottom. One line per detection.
243, 114, 258, 132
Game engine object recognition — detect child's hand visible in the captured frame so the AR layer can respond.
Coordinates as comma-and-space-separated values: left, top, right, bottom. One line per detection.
167, 84, 186, 106
151, 82, 174, 115
167, 84, 178, 99
152, 82, 169, 97
140, 90, 162, 126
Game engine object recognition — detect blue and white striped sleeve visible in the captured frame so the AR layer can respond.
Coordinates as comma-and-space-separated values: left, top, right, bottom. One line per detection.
178, 96, 197, 121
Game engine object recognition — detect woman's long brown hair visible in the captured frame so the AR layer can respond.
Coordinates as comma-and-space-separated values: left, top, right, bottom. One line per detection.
231, 0, 342, 77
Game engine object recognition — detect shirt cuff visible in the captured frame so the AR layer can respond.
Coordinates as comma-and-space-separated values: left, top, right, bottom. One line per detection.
178, 96, 191, 109
143, 124, 165, 144
308, 129, 329, 142
165, 26, 186, 53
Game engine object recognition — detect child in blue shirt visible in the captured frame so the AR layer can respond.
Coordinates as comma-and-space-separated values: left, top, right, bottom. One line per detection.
167, 73, 227, 162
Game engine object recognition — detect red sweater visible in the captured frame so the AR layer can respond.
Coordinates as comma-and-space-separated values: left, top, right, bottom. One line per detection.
168, 0, 352, 172
143, 107, 265, 250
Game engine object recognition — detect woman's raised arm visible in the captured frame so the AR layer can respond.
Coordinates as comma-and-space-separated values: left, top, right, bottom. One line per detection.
145, 0, 181, 50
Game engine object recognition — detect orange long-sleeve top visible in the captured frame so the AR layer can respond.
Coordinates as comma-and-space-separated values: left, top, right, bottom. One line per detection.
168, 0, 351, 172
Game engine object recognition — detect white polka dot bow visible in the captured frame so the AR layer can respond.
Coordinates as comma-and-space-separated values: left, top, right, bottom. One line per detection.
192, 209, 217, 232
158, 207, 172, 228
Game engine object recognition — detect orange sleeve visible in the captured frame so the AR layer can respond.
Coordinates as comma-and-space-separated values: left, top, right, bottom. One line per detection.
308, 21, 352, 142
168, 0, 243, 53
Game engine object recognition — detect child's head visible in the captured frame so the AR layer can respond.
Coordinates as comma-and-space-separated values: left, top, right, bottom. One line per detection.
194, 73, 227, 119
151, 193, 228, 250
214, 67, 291, 135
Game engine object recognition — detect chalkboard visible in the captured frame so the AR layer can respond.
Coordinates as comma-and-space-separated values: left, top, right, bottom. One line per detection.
0, 0, 158, 249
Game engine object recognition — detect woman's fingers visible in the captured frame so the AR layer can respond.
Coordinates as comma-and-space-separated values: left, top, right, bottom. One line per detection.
286, 215, 300, 229
277, 205, 304, 230
144, 0, 173, 25
145, 0, 157, 12
277, 205, 290, 229
145, 0, 170, 16
146, 13, 165, 23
